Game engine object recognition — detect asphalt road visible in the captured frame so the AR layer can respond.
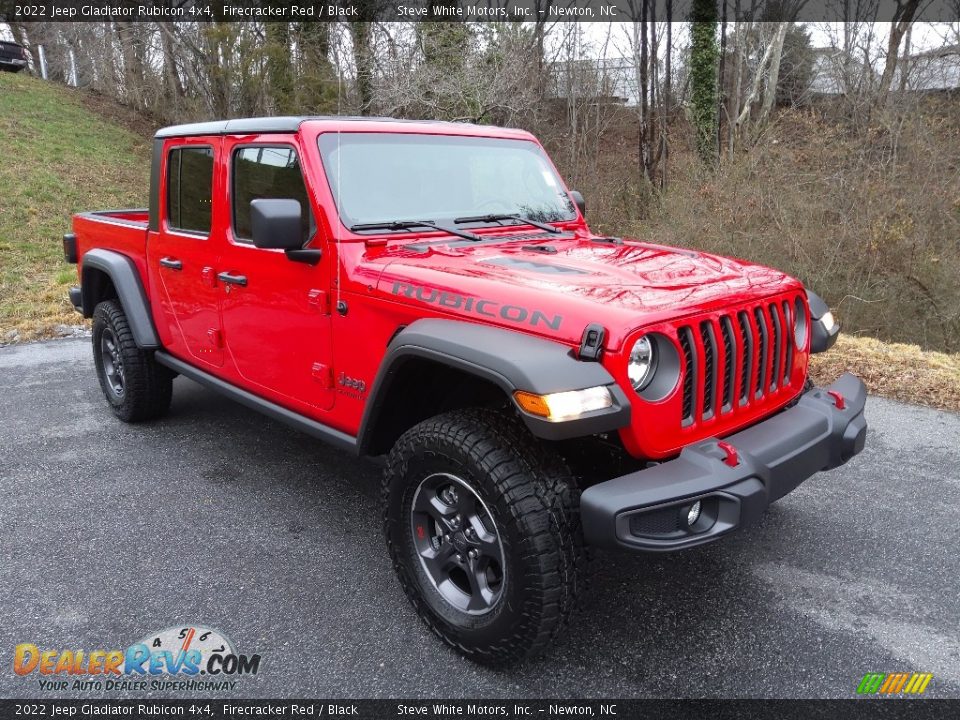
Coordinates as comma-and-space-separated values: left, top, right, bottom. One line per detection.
1, 338, 959, 699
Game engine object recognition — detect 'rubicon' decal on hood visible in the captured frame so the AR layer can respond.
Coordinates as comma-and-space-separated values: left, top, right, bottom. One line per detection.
391, 281, 563, 330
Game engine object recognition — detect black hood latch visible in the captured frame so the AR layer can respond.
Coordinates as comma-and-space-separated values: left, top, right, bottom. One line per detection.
578, 323, 606, 362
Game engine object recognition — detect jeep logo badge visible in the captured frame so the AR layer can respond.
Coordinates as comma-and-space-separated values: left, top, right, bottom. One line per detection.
338, 372, 366, 394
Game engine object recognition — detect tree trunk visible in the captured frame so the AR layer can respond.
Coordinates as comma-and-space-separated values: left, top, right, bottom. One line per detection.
114, 21, 144, 109
735, 22, 784, 136
159, 23, 185, 112
661, 8, 671, 190
729, 15, 744, 157
754, 22, 789, 131
690, 0, 719, 165
350, 22, 375, 115
877, 0, 921, 103
638, 1, 650, 182
717, 1, 728, 162
266, 21, 294, 114
300, 23, 335, 113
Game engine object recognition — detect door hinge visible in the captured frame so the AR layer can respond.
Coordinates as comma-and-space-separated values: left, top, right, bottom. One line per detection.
207, 328, 223, 348
308, 289, 330, 315
311, 362, 333, 389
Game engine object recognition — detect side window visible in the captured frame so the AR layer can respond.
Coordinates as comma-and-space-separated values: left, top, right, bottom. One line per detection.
232, 146, 312, 245
167, 146, 214, 234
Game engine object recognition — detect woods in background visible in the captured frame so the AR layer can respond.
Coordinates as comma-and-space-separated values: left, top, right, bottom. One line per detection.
3, 11, 959, 352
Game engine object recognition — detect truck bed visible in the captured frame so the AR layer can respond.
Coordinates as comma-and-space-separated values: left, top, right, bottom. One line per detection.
77, 209, 149, 227
72, 209, 151, 293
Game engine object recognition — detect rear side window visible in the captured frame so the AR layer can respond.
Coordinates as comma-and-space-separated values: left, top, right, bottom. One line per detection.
167, 146, 213, 234
232, 146, 312, 244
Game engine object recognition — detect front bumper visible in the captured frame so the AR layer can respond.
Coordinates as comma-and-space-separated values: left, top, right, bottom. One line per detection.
580, 373, 867, 552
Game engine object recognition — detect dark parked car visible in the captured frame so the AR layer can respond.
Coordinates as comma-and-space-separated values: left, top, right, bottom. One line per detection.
0, 40, 29, 73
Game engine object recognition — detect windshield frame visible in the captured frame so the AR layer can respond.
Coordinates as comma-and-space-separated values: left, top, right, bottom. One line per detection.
316, 131, 578, 236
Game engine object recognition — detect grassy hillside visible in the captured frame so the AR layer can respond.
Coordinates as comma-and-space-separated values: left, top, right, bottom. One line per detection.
0, 71, 151, 341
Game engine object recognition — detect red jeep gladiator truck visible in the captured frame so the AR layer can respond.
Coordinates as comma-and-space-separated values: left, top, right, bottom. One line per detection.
65, 117, 865, 665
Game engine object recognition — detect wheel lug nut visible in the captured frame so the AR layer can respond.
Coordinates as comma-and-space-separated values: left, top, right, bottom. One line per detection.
456, 554, 464, 563
444, 534, 451, 543
468, 549, 478, 559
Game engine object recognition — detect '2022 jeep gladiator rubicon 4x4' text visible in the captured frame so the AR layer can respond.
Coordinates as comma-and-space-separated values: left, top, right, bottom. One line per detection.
65, 117, 866, 665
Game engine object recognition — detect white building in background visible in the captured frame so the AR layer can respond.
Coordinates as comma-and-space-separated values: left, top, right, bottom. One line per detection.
547, 58, 640, 107
902, 44, 960, 92
810, 44, 960, 96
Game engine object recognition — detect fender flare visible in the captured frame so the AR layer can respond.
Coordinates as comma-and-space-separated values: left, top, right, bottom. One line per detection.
81, 249, 160, 349
806, 289, 840, 353
357, 319, 631, 453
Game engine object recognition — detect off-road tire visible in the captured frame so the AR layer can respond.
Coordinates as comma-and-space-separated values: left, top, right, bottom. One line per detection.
92, 299, 173, 422
383, 408, 587, 666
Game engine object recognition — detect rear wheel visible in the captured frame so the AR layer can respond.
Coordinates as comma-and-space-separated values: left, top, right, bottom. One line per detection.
92, 300, 173, 422
383, 408, 586, 666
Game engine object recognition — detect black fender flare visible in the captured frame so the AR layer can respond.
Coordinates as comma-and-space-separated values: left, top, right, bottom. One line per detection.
81, 249, 160, 349
357, 319, 631, 453
806, 289, 840, 353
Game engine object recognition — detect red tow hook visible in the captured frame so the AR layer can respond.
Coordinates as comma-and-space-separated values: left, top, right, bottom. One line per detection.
717, 441, 739, 467
827, 390, 846, 410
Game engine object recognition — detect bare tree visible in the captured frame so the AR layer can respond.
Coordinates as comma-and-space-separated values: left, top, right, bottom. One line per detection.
734, 21, 789, 144
876, 0, 923, 103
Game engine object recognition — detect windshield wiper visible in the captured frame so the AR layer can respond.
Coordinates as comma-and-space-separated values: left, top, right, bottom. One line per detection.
349, 220, 482, 242
454, 213, 562, 234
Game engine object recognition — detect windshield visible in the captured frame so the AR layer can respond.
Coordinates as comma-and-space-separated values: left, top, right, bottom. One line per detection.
318, 133, 577, 230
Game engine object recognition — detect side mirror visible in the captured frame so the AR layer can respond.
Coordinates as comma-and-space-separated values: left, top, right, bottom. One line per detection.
569, 190, 586, 218
250, 198, 303, 250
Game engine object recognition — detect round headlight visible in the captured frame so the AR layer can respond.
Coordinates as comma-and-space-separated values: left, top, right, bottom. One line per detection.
628, 335, 657, 391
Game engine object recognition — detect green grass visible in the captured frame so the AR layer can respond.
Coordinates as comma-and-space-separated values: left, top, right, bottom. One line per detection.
0, 72, 151, 339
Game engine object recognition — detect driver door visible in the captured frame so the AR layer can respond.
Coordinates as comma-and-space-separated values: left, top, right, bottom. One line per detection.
218, 137, 335, 413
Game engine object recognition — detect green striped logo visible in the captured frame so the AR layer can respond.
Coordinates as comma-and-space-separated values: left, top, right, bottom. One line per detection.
857, 672, 932, 695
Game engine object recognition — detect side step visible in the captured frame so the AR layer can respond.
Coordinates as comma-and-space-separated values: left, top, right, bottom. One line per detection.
155, 351, 358, 455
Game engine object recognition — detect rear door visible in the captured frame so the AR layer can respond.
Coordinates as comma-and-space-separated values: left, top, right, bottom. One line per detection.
217, 136, 335, 412
147, 138, 226, 367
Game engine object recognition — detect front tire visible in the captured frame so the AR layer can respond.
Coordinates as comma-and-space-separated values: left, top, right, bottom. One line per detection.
383, 408, 586, 666
92, 300, 173, 422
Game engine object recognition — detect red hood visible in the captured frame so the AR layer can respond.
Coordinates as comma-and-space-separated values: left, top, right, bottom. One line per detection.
371, 233, 802, 351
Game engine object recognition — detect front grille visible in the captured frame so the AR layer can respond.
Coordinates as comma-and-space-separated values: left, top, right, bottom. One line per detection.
699, 321, 717, 420
737, 312, 751, 406
719, 316, 736, 412
782, 300, 793, 383
768, 303, 783, 392
678, 327, 696, 425
677, 296, 801, 427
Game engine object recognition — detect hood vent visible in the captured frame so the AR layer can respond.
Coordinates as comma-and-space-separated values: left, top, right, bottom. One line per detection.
408, 231, 573, 252
494, 231, 572, 243
482, 256, 585, 275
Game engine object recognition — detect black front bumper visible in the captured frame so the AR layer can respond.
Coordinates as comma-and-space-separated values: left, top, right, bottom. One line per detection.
580, 373, 867, 552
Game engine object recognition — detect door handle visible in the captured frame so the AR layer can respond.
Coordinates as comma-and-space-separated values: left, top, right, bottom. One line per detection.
159, 257, 182, 270
217, 271, 248, 287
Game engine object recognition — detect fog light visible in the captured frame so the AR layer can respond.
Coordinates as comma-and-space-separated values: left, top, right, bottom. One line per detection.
686, 501, 702, 527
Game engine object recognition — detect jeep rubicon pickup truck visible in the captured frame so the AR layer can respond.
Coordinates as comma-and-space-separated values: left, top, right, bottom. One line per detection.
65, 116, 866, 666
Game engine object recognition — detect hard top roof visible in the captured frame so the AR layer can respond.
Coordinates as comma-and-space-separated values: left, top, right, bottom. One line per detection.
154, 116, 528, 139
